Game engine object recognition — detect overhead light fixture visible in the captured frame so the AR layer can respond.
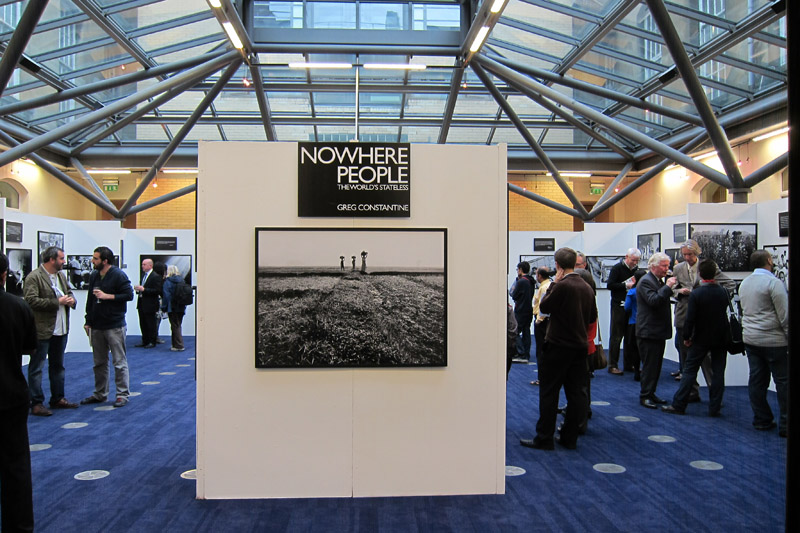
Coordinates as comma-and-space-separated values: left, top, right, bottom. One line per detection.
469, 26, 490, 53
288, 62, 352, 69
87, 169, 131, 174
753, 126, 789, 142
695, 151, 717, 161
222, 21, 244, 49
162, 169, 199, 174
546, 172, 592, 178
362, 63, 426, 71
490, 0, 508, 13
242, 77, 251, 87
208, 0, 222, 8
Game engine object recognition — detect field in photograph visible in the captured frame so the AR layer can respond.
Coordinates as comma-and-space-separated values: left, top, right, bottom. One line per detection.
256, 270, 445, 367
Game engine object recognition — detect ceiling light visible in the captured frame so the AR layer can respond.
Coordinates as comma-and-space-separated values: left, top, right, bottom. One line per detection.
87, 169, 131, 174
695, 151, 717, 161
208, 0, 222, 8
162, 169, 198, 174
753, 126, 789, 142
546, 172, 591, 178
242, 77, 251, 87
222, 21, 244, 49
469, 26, 490, 53
490, 0, 508, 13
288, 62, 352, 69
362, 63, 426, 70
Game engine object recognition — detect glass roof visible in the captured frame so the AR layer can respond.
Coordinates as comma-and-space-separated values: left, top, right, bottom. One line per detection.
0, 0, 787, 171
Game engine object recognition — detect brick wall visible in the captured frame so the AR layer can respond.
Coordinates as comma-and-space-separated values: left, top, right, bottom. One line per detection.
135, 177, 196, 229
508, 177, 574, 231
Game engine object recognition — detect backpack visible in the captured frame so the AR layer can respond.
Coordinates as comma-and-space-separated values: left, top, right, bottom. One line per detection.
172, 279, 194, 307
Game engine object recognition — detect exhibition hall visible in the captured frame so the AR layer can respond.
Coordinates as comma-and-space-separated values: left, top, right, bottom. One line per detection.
0, 0, 793, 531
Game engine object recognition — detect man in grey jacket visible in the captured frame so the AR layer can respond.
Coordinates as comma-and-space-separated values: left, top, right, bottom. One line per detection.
738, 249, 788, 437
23, 246, 78, 416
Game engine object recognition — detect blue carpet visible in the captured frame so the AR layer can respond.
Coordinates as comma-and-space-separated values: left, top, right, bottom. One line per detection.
24, 340, 786, 532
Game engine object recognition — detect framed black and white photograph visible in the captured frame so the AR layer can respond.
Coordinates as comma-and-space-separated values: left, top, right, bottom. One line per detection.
37, 231, 64, 265
5, 248, 32, 296
0, 219, 3, 252
141, 254, 192, 285
673, 223, 687, 243
586, 256, 623, 288
778, 212, 788, 237
765, 244, 788, 292
533, 238, 555, 252
6, 221, 22, 243
66, 255, 94, 290
519, 255, 556, 274
256, 228, 446, 368
688, 223, 757, 273
664, 248, 684, 270
636, 233, 661, 267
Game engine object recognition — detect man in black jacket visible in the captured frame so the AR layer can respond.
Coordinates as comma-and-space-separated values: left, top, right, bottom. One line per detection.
510, 261, 535, 362
0, 252, 38, 532
605, 248, 641, 375
134, 258, 163, 348
636, 252, 677, 408
82, 246, 134, 408
662, 259, 731, 416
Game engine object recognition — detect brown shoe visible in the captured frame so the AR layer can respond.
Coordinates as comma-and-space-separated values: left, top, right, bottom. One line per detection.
31, 404, 53, 417
609, 368, 624, 375
50, 398, 79, 409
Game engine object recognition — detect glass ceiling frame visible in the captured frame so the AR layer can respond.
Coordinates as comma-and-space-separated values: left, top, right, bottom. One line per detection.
0, 0, 788, 220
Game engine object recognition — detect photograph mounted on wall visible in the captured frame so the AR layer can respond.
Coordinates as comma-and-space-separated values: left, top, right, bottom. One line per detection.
6, 221, 22, 243
37, 231, 64, 266
765, 244, 789, 292
519, 255, 556, 274
636, 233, 661, 267
533, 238, 555, 252
6, 248, 32, 296
673, 223, 687, 243
688, 223, 757, 273
664, 249, 685, 270
586, 256, 624, 288
255, 228, 446, 368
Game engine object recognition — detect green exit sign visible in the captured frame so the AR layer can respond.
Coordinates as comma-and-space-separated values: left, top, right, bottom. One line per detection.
103, 184, 118, 191
590, 187, 604, 195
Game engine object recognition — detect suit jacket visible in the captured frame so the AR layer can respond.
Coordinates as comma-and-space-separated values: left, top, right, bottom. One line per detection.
635, 271, 673, 340
672, 260, 734, 327
137, 270, 163, 312
683, 282, 730, 347
23, 265, 75, 340
0, 287, 38, 409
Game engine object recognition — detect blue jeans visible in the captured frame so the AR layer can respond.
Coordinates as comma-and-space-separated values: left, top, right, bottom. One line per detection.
27, 335, 68, 407
745, 343, 788, 431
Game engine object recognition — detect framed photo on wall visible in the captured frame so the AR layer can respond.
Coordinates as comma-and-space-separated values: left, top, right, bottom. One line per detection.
636, 233, 661, 267
0, 219, 3, 252
255, 228, 446, 368
688, 223, 757, 273
673, 223, 687, 243
5, 248, 32, 296
765, 244, 788, 292
140, 254, 192, 285
664, 248, 685, 270
6, 221, 22, 243
533, 238, 555, 252
37, 231, 64, 265
778, 212, 788, 237
519, 255, 556, 274
586, 256, 624, 288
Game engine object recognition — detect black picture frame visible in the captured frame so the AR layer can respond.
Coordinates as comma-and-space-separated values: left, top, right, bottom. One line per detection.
255, 228, 446, 368
664, 248, 685, 270
586, 256, 624, 288
0, 218, 3, 253
636, 232, 661, 267
37, 231, 65, 266
6, 221, 22, 243
519, 254, 556, 274
533, 238, 555, 252
778, 211, 788, 238
140, 254, 192, 285
688, 223, 758, 273
5, 248, 32, 296
765, 244, 789, 292
154, 236, 178, 251
66, 254, 121, 290
673, 223, 687, 243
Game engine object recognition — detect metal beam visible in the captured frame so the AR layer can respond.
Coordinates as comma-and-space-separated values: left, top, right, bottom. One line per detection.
0, 52, 224, 117
117, 59, 242, 218
248, 61, 277, 141
125, 182, 197, 217
476, 54, 732, 188
0, 129, 119, 217
0, 51, 239, 168
742, 151, 789, 188
595, 161, 633, 207
472, 62, 590, 219
70, 157, 113, 207
508, 183, 582, 218
0, 0, 49, 97
72, 0, 156, 68
488, 55, 705, 127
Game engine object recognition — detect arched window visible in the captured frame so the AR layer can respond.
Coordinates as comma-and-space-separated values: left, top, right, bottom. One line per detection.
0, 181, 20, 209
699, 182, 727, 204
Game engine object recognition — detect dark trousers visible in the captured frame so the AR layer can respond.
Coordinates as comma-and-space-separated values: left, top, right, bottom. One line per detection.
27, 334, 68, 407
637, 337, 666, 400
623, 323, 639, 374
745, 344, 788, 431
514, 312, 532, 360
139, 307, 158, 345
672, 344, 727, 413
168, 312, 185, 350
0, 405, 34, 532
535, 343, 588, 446
676, 326, 713, 397
533, 318, 548, 364
608, 301, 627, 369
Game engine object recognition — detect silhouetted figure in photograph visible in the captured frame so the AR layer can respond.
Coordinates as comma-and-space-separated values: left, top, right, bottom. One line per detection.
351, 256, 356, 271
340, 256, 345, 271
361, 251, 368, 273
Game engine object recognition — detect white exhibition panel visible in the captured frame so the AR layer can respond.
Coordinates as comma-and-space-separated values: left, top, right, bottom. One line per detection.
196, 142, 507, 499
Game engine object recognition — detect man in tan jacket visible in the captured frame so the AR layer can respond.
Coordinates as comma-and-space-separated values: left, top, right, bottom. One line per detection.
23, 246, 78, 416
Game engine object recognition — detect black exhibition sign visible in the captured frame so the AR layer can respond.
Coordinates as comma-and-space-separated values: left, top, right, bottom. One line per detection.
298, 142, 411, 217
